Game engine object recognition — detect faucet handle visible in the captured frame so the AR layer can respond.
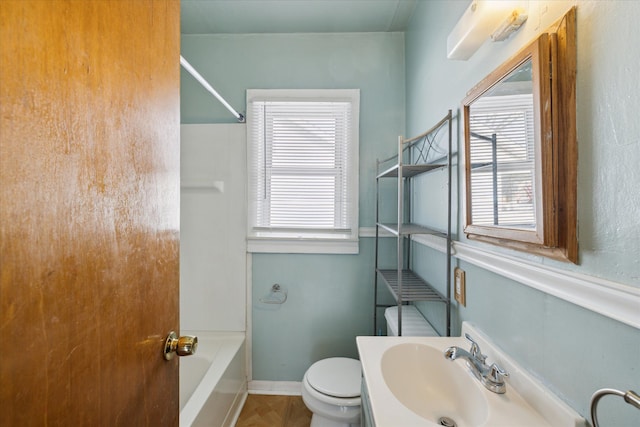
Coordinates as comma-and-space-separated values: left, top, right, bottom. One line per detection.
464, 333, 486, 362
488, 363, 509, 383
483, 363, 509, 394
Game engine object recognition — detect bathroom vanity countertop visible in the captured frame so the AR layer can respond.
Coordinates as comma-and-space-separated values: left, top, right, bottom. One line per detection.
356, 322, 586, 427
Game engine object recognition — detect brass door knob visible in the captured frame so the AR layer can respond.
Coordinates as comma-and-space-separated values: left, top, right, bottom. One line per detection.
164, 331, 198, 360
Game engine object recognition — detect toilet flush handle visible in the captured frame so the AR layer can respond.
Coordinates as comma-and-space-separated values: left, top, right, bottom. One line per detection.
164, 331, 198, 360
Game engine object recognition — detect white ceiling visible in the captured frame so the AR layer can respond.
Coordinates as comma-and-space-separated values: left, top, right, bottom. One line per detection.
181, 0, 418, 34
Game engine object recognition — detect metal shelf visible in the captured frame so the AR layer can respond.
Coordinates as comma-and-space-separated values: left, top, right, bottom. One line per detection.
377, 269, 447, 303
373, 110, 453, 337
377, 163, 446, 179
377, 222, 446, 237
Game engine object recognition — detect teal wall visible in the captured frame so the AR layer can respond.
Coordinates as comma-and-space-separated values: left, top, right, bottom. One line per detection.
181, 32, 405, 380
181, 3, 639, 424
406, 1, 640, 425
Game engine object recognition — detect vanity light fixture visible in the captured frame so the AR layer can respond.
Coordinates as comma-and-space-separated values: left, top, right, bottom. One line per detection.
447, 1, 528, 60
491, 8, 528, 42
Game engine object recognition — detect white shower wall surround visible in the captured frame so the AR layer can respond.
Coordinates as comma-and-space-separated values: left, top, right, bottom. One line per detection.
180, 124, 247, 332
179, 124, 248, 426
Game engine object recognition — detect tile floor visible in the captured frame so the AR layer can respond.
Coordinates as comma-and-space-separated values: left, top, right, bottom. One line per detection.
235, 394, 312, 427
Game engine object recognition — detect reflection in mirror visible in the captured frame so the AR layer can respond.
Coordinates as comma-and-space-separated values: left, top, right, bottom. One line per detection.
464, 35, 549, 247
468, 60, 536, 229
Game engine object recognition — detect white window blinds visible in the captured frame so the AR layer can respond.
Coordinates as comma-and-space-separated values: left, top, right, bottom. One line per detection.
468, 93, 536, 228
246, 90, 360, 254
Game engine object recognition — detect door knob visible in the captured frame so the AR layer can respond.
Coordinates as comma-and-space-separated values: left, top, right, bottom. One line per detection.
164, 331, 198, 360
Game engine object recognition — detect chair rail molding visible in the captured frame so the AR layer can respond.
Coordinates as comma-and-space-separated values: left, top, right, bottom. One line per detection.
408, 234, 640, 330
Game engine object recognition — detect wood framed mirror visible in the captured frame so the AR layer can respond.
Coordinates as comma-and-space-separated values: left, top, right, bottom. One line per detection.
462, 8, 577, 263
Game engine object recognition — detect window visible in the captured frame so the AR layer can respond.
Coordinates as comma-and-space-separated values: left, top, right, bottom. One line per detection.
246, 89, 360, 254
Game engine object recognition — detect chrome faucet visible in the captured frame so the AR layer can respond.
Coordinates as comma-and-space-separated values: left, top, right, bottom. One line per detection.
444, 333, 509, 394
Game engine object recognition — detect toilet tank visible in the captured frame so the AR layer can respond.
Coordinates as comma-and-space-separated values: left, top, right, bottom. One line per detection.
385, 306, 439, 337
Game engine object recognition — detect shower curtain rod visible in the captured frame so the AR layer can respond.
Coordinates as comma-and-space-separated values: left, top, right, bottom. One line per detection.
180, 55, 245, 123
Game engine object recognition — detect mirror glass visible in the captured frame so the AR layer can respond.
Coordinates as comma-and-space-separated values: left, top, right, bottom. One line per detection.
467, 60, 536, 230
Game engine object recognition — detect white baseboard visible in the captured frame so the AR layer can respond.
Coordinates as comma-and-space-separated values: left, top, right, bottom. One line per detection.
248, 381, 302, 396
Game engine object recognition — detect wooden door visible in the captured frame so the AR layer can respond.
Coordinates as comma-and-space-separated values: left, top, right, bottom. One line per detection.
0, 1, 181, 425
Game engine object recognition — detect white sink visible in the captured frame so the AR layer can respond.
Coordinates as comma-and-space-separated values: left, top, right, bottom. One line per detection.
381, 343, 488, 426
357, 322, 587, 427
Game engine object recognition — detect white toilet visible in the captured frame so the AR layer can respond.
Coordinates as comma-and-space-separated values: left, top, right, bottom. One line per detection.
301, 357, 362, 427
301, 306, 435, 426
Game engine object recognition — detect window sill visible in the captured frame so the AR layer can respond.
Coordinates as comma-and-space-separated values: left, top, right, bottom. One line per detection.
247, 237, 359, 254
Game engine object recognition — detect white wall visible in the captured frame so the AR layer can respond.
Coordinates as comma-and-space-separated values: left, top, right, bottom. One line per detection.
180, 124, 246, 331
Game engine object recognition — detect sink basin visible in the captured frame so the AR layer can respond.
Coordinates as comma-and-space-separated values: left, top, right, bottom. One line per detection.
357, 322, 587, 427
381, 343, 488, 427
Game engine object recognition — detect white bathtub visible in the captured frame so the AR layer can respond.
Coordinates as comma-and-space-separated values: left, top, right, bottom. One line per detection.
180, 331, 247, 427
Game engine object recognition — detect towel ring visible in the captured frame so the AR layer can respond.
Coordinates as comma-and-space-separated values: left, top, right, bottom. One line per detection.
590, 388, 640, 427
259, 284, 287, 305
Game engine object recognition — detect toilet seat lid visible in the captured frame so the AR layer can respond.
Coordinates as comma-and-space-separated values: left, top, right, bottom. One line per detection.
306, 357, 361, 398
